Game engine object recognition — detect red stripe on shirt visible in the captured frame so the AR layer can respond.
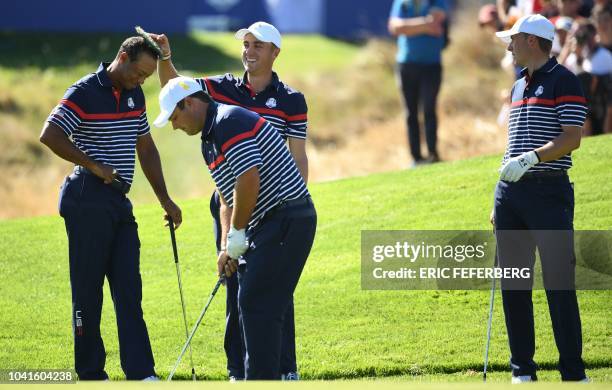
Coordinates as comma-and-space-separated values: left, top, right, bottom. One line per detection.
511, 95, 587, 108
61, 99, 143, 120
221, 117, 266, 153
208, 155, 225, 170
511, 98, 555, 107
203, 78, 307, 122
555, 95, 587, 104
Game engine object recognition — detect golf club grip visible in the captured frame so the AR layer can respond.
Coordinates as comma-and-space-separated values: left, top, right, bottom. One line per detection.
168, 217, 179, 264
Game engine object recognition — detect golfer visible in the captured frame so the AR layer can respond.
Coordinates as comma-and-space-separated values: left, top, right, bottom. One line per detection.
150, 22, 306, 380
154, 76, 316, 380
492, 14, 588, 383
39, 37, 181, 380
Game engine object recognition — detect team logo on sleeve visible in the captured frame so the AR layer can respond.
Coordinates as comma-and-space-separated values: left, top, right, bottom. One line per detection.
535, 86, 544, 97
265, 98, 277, 108
127, 97, 135, 109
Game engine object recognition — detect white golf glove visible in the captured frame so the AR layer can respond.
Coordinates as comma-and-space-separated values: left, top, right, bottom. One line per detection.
499, 151, 539, 182
226, 226, 248, 260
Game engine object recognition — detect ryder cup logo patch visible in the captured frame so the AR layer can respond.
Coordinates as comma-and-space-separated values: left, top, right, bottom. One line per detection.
265, 98, 277, 108
127, 97, 135, 109
535, 86, 544, 97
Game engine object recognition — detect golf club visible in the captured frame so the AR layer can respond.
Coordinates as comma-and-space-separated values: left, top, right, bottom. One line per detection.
167, 275, 225, 381
167, 217, 196, 381
483, 232, 499, 382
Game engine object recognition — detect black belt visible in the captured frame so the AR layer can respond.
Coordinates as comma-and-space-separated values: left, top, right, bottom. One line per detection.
521, 170, 567, 180
266, 197, 313, 217
74, 166, 131, 194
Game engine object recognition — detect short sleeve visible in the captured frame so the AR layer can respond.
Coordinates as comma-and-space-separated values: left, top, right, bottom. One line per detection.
433, 0, 448, 12
390, 0, 404, 18
219, 117, 265, 178
554, 72, 588, 127
46, 86, 84, 137
137, 108, 150, 137
286, 93, 308, 140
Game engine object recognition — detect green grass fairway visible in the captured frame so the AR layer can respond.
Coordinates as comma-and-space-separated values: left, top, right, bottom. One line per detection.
0, 135, 610, 382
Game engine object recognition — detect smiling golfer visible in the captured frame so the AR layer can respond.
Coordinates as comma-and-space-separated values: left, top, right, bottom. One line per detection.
491, 14, 589, 383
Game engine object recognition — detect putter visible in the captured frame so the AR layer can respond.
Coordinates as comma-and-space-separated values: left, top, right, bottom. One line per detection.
483, 233, 499, 382
168, 275, 225, 381
167, 217, 196, 381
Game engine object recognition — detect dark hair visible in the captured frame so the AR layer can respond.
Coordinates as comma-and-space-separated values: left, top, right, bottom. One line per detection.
574, 23, 597, 45
117, 36, 158, 62
536, 36, 553, 53
176, 91, 213, 110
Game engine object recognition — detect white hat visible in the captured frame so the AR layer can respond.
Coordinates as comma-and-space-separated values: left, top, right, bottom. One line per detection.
235, 21, 282, 49
496, 14, 555, 43
555, 16, 573, 32
153, 76, 203, 128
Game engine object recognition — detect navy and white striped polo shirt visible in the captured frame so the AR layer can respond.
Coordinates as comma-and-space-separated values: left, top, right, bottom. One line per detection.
504, 57, 587, 172
46, 62, 150, 184
196, 72, 307, 140
201, 102, 309, 228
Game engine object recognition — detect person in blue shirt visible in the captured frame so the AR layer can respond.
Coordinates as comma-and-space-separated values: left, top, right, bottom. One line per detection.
388, 0, 448, 166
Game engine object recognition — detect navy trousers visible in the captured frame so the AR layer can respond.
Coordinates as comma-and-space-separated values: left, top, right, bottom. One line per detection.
397, 62, 442, 161
210, 192, 298, 378
237, 199, 316, 379
493, 174, 586, 381
59, 171, 155, 380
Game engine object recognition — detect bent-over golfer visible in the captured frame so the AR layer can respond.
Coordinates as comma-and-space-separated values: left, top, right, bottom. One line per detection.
150, 21, 307, 380
39, 37, 181, 380
491, 15, 588, 383
154, 76, 316, 380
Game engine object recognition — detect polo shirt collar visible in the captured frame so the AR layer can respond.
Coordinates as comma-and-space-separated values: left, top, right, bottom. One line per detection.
95, 62, 113, 88
520, 57, 559, 78
202, 101, 218, 139
238, 71, 281, 93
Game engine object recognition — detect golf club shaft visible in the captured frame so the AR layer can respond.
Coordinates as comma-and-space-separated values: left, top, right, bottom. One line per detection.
168, 218, 196, 381
168, 276, 224, 381
483, 276, 495, 382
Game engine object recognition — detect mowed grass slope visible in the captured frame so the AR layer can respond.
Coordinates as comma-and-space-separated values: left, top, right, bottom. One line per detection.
0, 135, 610, 381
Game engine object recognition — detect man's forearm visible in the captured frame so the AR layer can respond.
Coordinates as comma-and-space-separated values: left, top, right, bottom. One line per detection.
295, 156, 309, 184
219, 200, 232, 249
137, 142, 170, 203
158, 58, 180, 87
535, 127, 582, 162
388, 17, 432, 36
231, 168, 260, 229
40, 123, 96, 169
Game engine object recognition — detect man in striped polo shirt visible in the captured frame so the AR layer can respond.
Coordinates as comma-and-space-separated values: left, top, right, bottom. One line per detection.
492, 15, 588, 383
154, 76, 316, 380
39, 37, 182, 380
150, 22, 306, 380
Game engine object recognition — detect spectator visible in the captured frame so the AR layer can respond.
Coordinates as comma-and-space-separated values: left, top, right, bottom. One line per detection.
593, 2, 612, 51
388, 0, 449, 166
480, 4, 503, 32
565, 23, 612, 134
552, 16, 574, 55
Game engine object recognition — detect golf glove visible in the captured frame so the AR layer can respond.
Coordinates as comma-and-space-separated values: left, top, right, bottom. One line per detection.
499, 151, 539, 182
227, 226, 248, 259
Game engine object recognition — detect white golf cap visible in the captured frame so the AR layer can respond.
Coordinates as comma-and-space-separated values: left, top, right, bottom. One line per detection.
496, 14, 555, 43
235, 21, 282, 48
153, 76, 203, 128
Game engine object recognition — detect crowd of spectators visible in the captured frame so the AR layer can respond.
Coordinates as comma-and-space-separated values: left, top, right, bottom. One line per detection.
479, 0, 611, 134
